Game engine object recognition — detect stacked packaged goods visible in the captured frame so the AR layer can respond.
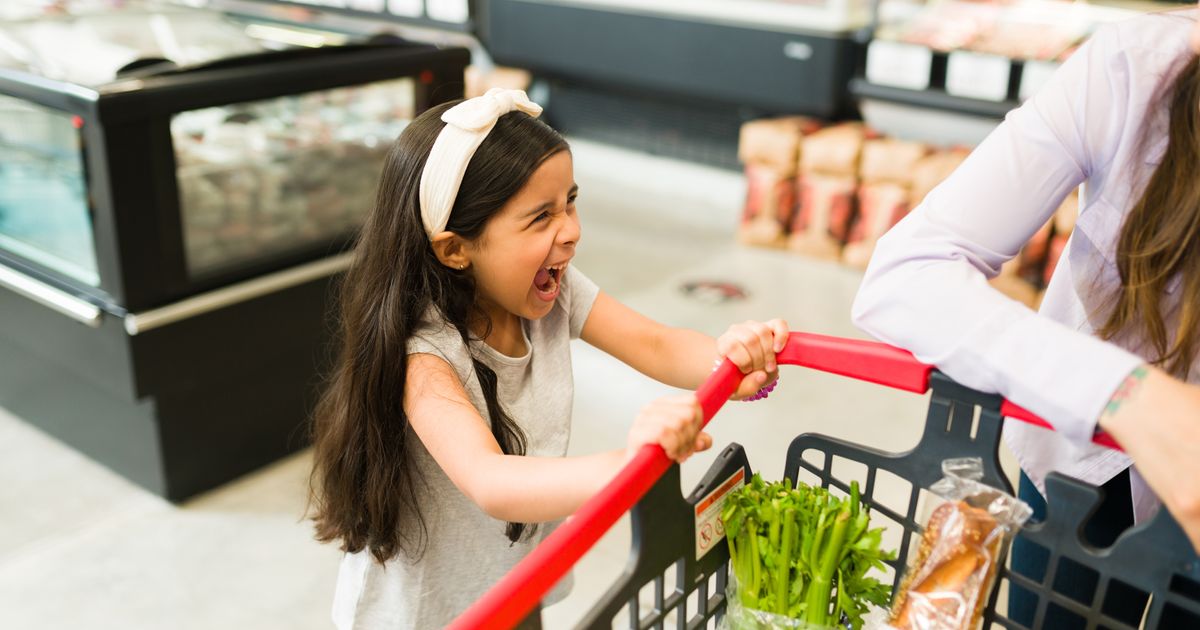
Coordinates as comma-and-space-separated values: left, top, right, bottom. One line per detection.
842, 138, 931, 269
737, 118, 1080, 307
737, 116, 822, 247
789, 123, 868, 260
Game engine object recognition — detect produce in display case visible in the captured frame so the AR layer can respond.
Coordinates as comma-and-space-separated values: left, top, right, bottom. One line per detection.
0, 0, 465, 311
873, 0, 1099, 61
856, 0, 1165, 139
172, 79, 413, 277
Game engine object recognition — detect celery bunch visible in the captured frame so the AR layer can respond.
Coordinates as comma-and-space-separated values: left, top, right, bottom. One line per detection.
720, 474, 894, 629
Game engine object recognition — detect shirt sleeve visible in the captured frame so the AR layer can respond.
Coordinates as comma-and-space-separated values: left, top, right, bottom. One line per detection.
406, 318, 475, 385
563, 265, 600, 340
851, 24, 1144, 443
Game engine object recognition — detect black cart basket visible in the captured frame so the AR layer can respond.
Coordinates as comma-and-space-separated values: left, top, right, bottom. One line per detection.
453, 332, 1200, 630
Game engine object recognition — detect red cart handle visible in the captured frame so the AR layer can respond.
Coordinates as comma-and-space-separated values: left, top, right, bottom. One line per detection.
447, 332, 1122, 630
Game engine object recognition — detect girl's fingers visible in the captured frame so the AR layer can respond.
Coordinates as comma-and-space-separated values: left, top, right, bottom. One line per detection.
725, 340, 753, 373
637, 396, 703, 461
748, 324, 777, 374
736, 330, 766, 373
769, 319, 790, 353
730, 371, 767, 400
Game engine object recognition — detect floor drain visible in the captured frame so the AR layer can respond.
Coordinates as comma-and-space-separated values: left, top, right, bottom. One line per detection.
680, 281, 748, 303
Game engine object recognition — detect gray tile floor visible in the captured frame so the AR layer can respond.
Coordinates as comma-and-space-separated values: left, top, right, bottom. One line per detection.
0, 139, 1016, 629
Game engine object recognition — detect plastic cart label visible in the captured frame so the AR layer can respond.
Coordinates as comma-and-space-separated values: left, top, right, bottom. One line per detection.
694, 468, 745, 560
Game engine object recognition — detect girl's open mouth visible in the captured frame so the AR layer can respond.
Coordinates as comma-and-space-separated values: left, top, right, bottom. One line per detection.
533, 263, 566, 301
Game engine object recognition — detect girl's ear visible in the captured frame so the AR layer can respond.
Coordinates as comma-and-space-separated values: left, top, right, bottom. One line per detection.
430, 231, 471, 270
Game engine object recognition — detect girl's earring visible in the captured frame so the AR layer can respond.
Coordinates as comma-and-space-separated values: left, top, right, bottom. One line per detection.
459, 263, 466, 270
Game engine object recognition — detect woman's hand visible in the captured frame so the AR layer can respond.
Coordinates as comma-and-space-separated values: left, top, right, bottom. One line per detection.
626, 395, 712, 463
1098, 365, 1200, 553
716, 319, 789, 400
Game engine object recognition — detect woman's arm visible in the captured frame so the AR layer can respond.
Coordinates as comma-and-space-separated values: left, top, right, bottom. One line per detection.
1098, 366, 1200, 552
851, 24, 1142, 443
404, 353, 707, 523
579, 292, 788, 397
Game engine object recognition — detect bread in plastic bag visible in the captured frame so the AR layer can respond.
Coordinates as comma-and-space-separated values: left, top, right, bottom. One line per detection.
887, 458, 1032, 630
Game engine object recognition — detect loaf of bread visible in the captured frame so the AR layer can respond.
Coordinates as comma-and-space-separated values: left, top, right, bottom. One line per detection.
889, 501, 1005, 630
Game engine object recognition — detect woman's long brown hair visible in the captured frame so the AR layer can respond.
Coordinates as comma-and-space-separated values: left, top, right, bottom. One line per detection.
309, 102, 569, 563
1099, 53, 1200, 379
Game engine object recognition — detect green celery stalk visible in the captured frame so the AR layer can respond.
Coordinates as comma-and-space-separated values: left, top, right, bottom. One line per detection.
775, 507, 796, 613
748, 527, 762, 605
805, 508, 850, 626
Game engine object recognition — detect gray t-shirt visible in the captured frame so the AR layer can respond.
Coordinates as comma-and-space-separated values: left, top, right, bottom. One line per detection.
332, 265, 600, 629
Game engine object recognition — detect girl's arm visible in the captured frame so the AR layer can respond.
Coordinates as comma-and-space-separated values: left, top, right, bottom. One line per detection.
851, 24, 1142, 444
580, 291, 787, 397
405, 353, 709, 523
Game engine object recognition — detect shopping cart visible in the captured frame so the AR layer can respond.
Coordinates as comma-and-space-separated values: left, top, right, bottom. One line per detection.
450, 333, 1200, 630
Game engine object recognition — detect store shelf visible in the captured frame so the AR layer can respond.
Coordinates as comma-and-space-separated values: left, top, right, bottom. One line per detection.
850, 0, 1172, 141
221, 0, 475, 33
850, 78, 1018, 120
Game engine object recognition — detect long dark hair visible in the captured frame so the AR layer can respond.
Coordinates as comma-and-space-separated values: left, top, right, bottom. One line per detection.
1099, 51, 1200, 378
309, 101, 569, 563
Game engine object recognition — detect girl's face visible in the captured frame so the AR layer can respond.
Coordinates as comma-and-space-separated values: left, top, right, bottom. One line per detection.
1193, 15, 1200, 55
466, 150, 581, 323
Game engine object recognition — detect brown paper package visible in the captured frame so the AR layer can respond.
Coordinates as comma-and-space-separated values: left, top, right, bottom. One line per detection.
740, 164, 796, 247
738, 116, 821, 177
786, 124, 866, 258
842, 139, 932, 269
789, 174, 857, 259
798, 122, 865, 177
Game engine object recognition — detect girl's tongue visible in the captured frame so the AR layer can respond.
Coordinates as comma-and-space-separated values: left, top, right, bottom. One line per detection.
534, 266, 560, 298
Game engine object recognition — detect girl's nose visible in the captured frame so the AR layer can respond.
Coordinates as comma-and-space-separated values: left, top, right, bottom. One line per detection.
558, 213, 581, 247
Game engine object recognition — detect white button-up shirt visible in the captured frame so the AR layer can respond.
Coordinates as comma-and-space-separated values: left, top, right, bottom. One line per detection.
852, 11, 1199, 522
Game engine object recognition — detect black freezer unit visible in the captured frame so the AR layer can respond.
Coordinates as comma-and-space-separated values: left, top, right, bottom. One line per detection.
0, 0, 469, 500
474, 0, 865, 168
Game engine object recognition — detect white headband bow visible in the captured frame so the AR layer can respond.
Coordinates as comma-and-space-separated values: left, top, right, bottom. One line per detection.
418, 88, 544, 239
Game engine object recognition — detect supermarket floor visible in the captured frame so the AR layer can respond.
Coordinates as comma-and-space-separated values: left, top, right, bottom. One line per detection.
0, 139, 1018, 630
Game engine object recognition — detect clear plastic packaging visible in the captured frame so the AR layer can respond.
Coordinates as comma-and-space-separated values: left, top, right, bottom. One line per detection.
886, 458, 1032, 630
722, 573, 843, 630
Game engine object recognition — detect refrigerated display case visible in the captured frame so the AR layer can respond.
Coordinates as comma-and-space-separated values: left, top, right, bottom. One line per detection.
0, 0, 468, 500
474, 0, 870, 169
851, 0, 1165, 145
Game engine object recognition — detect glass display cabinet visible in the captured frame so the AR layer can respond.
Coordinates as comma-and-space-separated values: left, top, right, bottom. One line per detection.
0, 0, 469, 500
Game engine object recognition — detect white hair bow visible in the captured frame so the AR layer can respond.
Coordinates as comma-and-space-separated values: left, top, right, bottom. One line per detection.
419, 88, 544, 239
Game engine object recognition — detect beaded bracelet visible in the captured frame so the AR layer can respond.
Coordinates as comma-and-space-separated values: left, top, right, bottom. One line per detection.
713, 358, 779, 402
744, 378, 777, 402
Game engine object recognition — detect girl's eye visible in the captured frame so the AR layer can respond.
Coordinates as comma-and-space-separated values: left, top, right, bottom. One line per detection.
568, 195, 578, 205
534, 211, 551, 223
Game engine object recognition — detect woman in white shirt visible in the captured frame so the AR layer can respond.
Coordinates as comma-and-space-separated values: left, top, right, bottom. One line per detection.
852, 10, 1200, 627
